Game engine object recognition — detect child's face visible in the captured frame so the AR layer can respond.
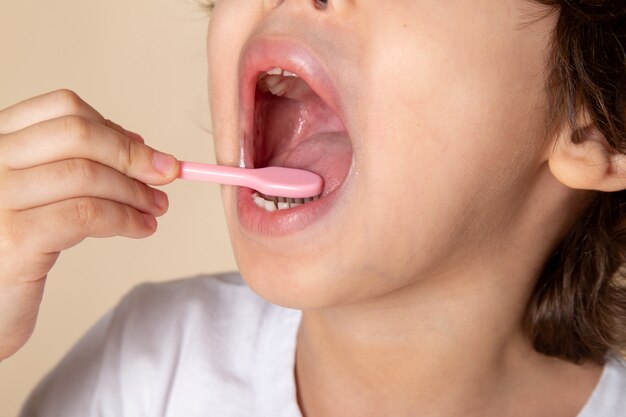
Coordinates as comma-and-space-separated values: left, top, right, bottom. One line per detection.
207, 1, 558, 308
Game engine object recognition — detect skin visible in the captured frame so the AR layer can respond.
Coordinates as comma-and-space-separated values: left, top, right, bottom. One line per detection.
208, 1, 623, 416
2, 0, 624, 415
0, 90, 179, 359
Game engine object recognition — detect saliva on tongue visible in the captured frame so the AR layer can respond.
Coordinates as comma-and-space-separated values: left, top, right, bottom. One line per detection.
256, 80, 352, 197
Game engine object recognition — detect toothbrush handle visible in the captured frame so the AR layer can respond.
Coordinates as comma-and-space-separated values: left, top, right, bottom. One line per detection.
178, 161, 252, 187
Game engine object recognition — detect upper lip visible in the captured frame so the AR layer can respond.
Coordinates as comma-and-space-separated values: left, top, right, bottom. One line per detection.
238, 36, 346, 169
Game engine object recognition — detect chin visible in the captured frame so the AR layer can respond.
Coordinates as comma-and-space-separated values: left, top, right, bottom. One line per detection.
234, 246, 347, 310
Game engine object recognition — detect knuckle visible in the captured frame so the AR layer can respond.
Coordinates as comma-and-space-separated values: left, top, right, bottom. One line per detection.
133, 176, 154, 201
62, 115, 91, 143
0, 213, 27, 253
130, 179, 148, 204
0, 176, 10, 206
122, 205, 136, 228
72, 198, 99, 227
66, 159, 97, 189
119, 136, 138, 174
51, 89, 83, 114
70, 158, 94, 179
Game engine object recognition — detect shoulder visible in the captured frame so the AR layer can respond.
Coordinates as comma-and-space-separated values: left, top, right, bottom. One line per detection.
112, 272, 286, 359
21, 272, 299, 417
578, 353, 626, 417
109, 271, 273, 337
117, 272, 271, 328
598, 354, 626, 408
122, 271, 262, 312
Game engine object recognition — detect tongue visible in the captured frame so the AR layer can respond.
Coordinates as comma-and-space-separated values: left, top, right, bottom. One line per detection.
257, 83, 352, 196
266, 132, 352, 196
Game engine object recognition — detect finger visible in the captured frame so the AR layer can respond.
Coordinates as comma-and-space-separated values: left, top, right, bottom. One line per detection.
0, 159, 169, 216
0, 278, 46, 358
0, 90, 103, 134
0, 89, 144, 143
13, 197, 157, 254
103, 119, 145, 144
0, 116, 178, 185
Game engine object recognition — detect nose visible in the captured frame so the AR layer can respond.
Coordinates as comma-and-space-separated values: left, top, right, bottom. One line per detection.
263, 0, 329, 11
263, 0, 284, 7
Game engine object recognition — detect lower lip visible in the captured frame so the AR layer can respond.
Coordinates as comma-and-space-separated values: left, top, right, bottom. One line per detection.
236, 181, 344, 236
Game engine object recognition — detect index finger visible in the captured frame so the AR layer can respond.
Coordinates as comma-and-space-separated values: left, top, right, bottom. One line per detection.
0, 89, 144, 143
0, 116, 179, 186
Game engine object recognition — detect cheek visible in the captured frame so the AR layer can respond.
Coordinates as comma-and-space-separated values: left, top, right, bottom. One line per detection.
347, 11, 551, 280
207, 1, 258, 166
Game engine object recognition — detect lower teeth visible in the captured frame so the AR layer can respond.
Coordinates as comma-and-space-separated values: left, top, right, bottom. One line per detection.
252, 192, 319, 212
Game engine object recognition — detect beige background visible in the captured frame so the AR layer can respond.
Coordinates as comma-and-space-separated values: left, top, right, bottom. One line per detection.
0, 1, 236, 415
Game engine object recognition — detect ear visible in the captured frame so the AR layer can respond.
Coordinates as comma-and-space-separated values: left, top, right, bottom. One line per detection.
548, 113, 626, 192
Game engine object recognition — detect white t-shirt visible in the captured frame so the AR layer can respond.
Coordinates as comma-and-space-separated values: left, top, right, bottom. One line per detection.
20, 273, 626, 417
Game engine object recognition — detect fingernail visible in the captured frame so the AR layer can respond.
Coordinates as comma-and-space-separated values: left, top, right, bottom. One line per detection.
153, 190, 169, 210
143, 213, 157, 229
153, 152, 177, 177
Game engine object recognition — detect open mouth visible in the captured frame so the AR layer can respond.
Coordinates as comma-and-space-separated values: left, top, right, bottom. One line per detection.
247, 65, 353, 212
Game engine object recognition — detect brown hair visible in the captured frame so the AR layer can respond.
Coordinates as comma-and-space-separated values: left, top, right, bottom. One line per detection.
527, 0, 626, 364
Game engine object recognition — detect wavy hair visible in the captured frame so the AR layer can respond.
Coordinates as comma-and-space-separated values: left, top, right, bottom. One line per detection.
527, 0, 626, 364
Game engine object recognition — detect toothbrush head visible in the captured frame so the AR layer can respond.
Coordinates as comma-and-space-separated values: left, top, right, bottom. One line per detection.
251, 166, 323, 199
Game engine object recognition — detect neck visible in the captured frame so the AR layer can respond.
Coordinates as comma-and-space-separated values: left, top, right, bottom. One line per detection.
294, 164, 602, 417
296, 263, 530, 415
295, 239, 600, 417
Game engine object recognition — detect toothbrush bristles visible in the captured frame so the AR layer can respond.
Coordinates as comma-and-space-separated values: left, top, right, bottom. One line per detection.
259, 192, 320, 204
253, 192, 321, 211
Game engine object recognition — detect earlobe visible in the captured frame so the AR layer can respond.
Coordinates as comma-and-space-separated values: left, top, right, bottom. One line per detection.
548, 121, 626, 192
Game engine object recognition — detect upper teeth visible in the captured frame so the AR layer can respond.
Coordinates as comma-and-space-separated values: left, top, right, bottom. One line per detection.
258, 67, 299, 97
253, 192, 319, 212
262, 67, 299, 77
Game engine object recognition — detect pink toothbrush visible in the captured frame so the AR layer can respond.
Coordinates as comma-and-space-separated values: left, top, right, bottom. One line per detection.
177, 161, 323, 199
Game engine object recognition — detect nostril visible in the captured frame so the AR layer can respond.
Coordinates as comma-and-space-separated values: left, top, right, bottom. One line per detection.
314, 0, 328, 10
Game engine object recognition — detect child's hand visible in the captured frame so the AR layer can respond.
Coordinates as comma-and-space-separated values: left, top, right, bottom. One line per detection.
0, 90, 179, 360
